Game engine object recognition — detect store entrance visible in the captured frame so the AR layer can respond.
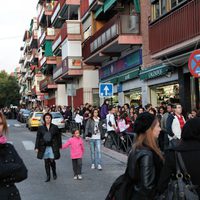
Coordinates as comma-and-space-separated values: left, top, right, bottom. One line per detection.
124, 88, 142, 107
150, 83, 180, 107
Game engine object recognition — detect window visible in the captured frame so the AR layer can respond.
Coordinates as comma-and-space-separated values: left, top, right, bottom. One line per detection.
161, 0, 167, 15
171, 0, 177, 8
151, 0, 186, 21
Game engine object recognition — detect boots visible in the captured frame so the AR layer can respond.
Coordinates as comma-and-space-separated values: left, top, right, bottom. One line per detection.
50, 160, 57, 180
44, 159, 50, 182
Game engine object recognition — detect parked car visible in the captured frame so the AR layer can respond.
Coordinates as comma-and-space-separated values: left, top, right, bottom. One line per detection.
17, 109, 25, 122
50, 112, 65, 130
27, 112, 43, 131
21, 109, 31, 123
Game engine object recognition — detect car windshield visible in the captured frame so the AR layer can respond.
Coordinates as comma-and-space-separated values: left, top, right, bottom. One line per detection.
35, 113, 43, 117
51, 112, 63, 119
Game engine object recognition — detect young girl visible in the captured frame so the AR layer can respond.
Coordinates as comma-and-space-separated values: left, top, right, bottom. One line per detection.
62, 129, 84, 180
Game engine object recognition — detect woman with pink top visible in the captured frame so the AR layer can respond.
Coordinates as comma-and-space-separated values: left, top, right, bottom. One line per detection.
62, 129, 84, 180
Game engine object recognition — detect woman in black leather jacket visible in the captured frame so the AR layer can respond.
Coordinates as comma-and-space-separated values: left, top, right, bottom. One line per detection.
35, 113, 62, 182
127, 112, 164, 200
0, 112, 28, 200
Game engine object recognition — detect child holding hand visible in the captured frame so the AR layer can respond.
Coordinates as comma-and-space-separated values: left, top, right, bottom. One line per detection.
62, 129, 84, 180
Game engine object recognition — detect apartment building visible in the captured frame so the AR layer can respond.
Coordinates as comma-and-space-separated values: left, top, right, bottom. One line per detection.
148, 0, 200, 111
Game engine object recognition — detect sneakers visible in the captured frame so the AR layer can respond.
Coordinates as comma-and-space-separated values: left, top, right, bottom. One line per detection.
74, 176, 78, 180
77, 175, 82, 180
91, 164, 95, 169
97, 164, 102, 170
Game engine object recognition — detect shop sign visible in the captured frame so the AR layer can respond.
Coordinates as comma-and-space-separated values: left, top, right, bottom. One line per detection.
99, 50, 142, 79
117, 84, 123, 93
188, 50, 200, 78
148, 69, 163, 79
140, 65, 169, 80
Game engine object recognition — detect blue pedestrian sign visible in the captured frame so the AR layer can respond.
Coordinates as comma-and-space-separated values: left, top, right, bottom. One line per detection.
99, 83, 113, 98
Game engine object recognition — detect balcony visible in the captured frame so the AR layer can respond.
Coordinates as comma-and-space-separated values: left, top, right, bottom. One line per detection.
39, 56, 57, 68
30, 30, 38, 48
53, 57, 83, 82
38, 2, 58, 25
83, 14, 142, 65
51, 0, 80, 28
52, 20, 81, 54
39, 28, 56, 47
40, 76, 57, 92
149, 0, 200, 56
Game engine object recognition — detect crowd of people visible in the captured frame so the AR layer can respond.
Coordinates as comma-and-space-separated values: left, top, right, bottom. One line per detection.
1, 100, 200, 199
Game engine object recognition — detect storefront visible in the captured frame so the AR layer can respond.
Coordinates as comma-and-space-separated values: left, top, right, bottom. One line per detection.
139, 63, 178, 107
124, 88, 142, 107
150, 83, 179, 106
99, 50, 142, 106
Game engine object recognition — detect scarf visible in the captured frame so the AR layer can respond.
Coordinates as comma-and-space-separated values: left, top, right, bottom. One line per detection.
0, 135, 7, 144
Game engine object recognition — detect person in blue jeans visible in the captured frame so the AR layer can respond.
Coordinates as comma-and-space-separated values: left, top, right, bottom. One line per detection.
85, 109, 103, 170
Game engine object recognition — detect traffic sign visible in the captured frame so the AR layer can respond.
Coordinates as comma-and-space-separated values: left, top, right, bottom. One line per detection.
99, 83, 113, 98
188, 50, 200, 78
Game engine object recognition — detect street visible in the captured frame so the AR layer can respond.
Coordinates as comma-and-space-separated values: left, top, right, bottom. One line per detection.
6, 120, 126, 200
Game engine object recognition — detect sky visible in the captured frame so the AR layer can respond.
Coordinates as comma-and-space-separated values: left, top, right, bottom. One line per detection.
0, 0, 38, 74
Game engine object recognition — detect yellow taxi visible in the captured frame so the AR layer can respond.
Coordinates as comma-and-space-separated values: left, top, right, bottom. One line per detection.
27, 112, 43, 131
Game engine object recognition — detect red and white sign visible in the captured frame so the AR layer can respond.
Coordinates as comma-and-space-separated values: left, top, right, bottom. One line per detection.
188, 50, 200, 78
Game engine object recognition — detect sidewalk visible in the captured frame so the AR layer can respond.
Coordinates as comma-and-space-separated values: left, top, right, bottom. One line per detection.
62, 132, 128, 164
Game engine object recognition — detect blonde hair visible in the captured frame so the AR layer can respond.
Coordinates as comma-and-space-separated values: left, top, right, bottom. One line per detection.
0, 112, 8, 134
133, 118, 164, 160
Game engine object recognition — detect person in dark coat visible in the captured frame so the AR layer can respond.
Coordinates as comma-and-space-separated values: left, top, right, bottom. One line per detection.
35, 113, 62, 182
0, 112, 28, 200
157, 117, 200, 197
100, 99, 109, 120
127, 112, 164, 200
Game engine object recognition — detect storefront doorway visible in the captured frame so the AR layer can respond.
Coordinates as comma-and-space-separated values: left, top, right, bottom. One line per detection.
150, 83, 180, 107
124, 88, 142, 107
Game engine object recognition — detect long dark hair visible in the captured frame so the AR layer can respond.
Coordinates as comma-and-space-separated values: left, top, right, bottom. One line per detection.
91, 109, 99, 120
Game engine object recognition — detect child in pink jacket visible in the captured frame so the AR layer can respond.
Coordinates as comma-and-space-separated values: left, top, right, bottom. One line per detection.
62, 129, 84, 180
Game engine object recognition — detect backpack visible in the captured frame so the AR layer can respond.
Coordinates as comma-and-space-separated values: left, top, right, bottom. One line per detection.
105, 171, 134, 200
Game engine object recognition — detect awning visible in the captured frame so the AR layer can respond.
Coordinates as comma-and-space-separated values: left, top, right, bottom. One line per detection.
118, 68, 140, 83
101, 67, 140, 84
140, 64, 170, 80
45, 41, 53, 57
104, 0, 117, 12
134, 0, 141, 13
95, 6, 103, 19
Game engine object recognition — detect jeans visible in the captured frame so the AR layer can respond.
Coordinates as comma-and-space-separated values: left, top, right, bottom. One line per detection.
90, 139, 102, 166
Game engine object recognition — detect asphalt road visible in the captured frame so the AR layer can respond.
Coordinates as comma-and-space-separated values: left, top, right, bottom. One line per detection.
6, 120, 126, 200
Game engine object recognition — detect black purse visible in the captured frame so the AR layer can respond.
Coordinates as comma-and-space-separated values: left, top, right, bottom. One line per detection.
156, 151, 199, 200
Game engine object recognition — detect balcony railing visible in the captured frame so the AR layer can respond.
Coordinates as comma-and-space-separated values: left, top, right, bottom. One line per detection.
40, 76, 57, 91
39, 28, 55, 46
83, 14, 140, 59
149, 0, 200, 54
52, 20, 81, 51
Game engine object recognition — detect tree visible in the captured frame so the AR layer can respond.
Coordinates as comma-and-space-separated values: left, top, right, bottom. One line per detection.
0, 71, 21, 108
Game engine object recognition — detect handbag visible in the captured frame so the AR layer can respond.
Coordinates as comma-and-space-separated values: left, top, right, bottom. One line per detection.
156, 151, 199, 200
